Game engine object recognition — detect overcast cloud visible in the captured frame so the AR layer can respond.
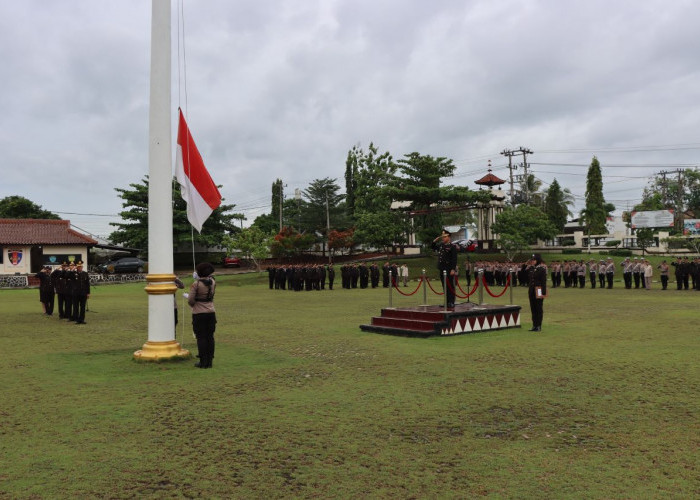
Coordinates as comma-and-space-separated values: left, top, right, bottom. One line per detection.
1, 0, 699, 238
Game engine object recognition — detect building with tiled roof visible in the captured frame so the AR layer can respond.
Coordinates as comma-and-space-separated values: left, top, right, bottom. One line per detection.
0, 219, 97, 274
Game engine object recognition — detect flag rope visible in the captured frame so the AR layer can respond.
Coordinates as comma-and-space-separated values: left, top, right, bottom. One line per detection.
177, 0, 197, 274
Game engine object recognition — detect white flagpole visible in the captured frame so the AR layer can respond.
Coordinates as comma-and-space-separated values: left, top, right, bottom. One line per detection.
135, 0, 189, 361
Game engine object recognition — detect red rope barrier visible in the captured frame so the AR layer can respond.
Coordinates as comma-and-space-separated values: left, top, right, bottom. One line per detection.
445, 274, 469, 299
455, 277, 479, 297
425, 277, 444, 295
391, 277, 423, 296
482, 274, 511, 298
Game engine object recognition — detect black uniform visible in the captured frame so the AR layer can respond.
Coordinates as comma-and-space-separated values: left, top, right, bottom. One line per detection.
528, 261, 547, 332
72, 267, 90, 324
35, 269, 55, 315
432, 238, 458, 308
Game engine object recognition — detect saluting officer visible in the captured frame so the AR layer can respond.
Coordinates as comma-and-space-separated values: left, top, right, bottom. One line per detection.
432, 229, 458, 308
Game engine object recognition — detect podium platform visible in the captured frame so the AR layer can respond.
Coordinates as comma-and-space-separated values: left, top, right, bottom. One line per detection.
360, 302, 521, 337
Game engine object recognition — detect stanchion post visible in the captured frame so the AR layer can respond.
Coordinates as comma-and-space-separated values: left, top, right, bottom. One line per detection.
422, 269, 427, 306
389, 270, 393, 307
509, 273, 514, 305
443, 270, 448, 309
478, 270, 484, 305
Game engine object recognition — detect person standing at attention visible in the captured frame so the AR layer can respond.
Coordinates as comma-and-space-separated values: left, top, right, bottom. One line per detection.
400, 264, 409, 287
527, 253, 547, 332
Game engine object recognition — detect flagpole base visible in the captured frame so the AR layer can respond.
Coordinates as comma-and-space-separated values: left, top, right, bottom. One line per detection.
134, 340, 190, 361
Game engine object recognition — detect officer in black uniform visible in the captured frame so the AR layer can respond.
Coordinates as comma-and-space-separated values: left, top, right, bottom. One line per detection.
35, 266, 55, 315
72, 261, 91, 324
527, 253, 547, 332
432, 229, 458, 308
63, 261, 77, 320
52, 262, 67, 318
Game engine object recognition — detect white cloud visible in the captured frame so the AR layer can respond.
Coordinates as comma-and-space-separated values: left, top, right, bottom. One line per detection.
1, 0, 699, 237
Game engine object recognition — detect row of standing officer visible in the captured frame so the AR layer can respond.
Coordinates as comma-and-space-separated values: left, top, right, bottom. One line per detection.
34, 261, 90, 324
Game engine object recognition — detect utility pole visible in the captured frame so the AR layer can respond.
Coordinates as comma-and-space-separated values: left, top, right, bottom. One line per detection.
519, 147, 533, 204
325, 192, 332, 263
500, 149, 515, 202
500, 147, 533, 205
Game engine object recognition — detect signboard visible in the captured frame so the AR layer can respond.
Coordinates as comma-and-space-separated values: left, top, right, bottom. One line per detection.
630, 210, 674, 229
683, 219, 700, 236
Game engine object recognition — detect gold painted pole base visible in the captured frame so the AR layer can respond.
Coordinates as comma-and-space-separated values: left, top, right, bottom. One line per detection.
134, 340, 190, 361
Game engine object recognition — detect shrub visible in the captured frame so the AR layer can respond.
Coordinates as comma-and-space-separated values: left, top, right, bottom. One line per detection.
610, 249, 633, 257
605, 240, 621, 247
562, 248, 583, 254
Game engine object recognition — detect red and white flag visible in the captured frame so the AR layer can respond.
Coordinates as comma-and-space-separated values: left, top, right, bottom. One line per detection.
175, 109, 222, 232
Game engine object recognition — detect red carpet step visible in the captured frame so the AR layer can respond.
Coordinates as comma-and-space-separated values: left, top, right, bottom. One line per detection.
360, 302, 521, 337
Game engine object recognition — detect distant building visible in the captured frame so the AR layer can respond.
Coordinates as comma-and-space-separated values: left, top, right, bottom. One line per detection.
0, 219, 97, 275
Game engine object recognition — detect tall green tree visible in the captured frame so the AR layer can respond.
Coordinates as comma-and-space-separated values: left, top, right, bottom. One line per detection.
491, 205, 557, 261
0, 196, 60, 219
581, 156, 614, 234
270, 179, 284, 230
389, 152, 490, 244
543, 178, 573, 232
519, 173, 544, 207
303, 178, 346, 234
221, 226, 273, 271
344, 143, 406, 249
109, 176, 240, 252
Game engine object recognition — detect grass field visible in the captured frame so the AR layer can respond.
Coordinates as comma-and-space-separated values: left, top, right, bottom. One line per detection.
1, 260, 698, 499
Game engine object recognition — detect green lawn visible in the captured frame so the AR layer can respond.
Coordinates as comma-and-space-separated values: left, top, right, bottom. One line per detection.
1, 267, 698, 498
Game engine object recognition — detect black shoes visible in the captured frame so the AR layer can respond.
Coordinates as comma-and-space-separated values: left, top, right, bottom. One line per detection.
529, 326, 541, 332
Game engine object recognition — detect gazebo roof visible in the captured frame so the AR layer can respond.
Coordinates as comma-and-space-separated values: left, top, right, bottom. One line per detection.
474, 169, 505, 186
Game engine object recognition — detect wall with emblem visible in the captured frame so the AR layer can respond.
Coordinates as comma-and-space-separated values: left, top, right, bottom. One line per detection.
0, 245, 89, 275
2, 246, 30, 274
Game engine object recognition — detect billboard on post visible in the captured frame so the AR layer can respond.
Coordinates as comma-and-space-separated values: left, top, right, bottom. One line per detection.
630, 210, 674, 229
683, 219, 700, 235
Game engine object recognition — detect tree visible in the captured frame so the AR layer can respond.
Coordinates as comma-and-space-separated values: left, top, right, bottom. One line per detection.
344, 143, 406, 249
635, 227, 655, 255
222, 226, 273, 271
328, 228, 355, 256
353, 210, 406, 252
491, 205, 557, 261
269, 226, 315, 260
520, 173, 544, 207
388, 152, 491, 245
543, 178, 573, 232
581, 156, 614, 234
109, 176, 240, 252
250, 213, 279, 236
0, 196, 60, 219
303, 178, 346, 234
271, 179, 284, 231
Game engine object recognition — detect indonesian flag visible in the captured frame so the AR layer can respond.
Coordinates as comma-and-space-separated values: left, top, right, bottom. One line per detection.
175, 109, 222, 232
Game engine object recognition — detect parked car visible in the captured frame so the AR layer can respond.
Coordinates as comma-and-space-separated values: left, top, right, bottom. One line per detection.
222, 255, 241, 268
98, 257, 147, 274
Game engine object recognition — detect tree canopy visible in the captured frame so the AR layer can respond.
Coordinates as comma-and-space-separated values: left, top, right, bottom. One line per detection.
108, 176, 240, 253
0, 196, 60, 220
543, 178, 574, 232
491, 205, 557, 261
581, 156, 614, 234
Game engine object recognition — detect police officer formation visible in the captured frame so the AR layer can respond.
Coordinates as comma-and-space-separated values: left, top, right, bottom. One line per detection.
266, 261, 412, 291
548, 256, 700, 291
34, 261, 90, 324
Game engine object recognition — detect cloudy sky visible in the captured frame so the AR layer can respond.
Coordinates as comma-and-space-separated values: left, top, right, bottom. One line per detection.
2, 0, 699, 239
